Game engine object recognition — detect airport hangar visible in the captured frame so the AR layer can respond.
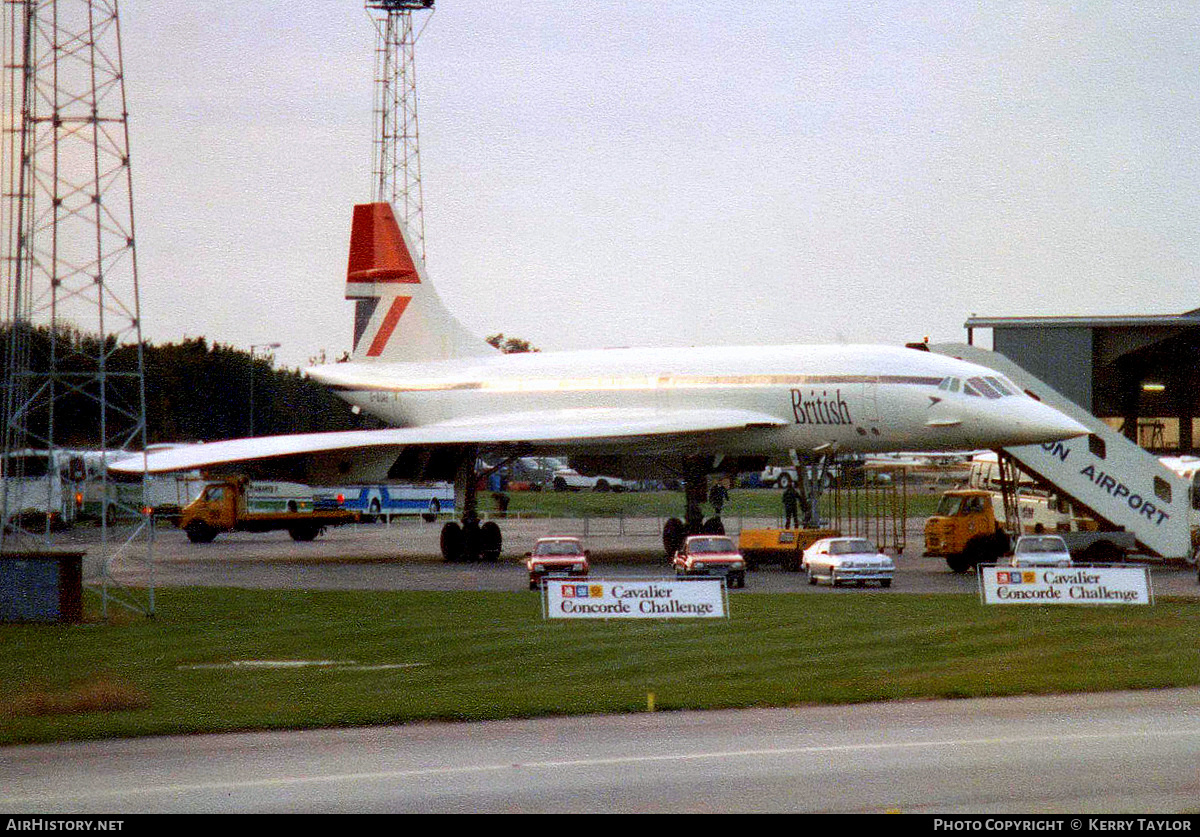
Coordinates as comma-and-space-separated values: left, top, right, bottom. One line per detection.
964, 308, 1200, 455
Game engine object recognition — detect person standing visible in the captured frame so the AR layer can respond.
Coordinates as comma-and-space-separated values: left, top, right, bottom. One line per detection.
709, 482, 729, 515
782, 483, 800, 528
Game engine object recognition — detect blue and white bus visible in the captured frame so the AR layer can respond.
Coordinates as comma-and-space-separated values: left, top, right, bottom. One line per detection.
314, 483, 454, 522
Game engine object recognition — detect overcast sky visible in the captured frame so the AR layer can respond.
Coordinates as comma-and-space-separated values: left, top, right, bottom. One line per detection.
119, 2, 1200, 369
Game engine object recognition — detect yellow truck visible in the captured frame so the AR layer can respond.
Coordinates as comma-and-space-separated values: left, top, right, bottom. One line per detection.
924, 488, 1134, 572
179, 478, 360, 543
737, 528, 840, 572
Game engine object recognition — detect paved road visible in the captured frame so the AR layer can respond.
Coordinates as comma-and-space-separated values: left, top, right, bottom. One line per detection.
3, 688, 1198, 813
71, 517, 1200, 597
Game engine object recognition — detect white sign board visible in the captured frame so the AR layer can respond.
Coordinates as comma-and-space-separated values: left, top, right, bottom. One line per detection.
543, 578, 727, 619
979, 566, 1153, 606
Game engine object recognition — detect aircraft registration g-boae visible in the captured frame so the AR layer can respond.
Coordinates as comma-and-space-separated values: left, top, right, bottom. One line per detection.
118, 202, 1087, 559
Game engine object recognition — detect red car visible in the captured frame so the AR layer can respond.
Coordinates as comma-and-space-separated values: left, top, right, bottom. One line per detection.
672, 535, 747, 589
525, 537, 590, 590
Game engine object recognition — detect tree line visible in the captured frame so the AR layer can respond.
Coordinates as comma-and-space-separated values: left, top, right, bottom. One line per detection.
1, 326, 377, 449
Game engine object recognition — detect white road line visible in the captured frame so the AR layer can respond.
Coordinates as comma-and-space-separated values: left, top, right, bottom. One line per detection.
4, 727, 1199, 806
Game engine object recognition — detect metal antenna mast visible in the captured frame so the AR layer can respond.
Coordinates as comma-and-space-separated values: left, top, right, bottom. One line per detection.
1, 0, 154, 615
366, 0, 433, 264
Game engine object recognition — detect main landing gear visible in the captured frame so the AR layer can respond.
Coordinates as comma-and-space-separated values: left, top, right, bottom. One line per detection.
440, 515, 502, 563
662, 460, 727, 556
659, 451, 835, 557
440, 451, 504, 562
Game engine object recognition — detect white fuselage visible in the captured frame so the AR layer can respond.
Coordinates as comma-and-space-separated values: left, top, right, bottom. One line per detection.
308, 343, 1086, 457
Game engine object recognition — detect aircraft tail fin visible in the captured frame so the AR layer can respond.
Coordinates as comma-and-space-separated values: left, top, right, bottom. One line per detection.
345, 202, 492, 362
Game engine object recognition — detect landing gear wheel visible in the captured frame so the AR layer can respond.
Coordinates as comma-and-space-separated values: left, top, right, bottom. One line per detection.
480, 520, 502, 562
368, 499, 382, 523
461, 518, 482, 562
440, 521, 463, 562
663, 517, 685, 556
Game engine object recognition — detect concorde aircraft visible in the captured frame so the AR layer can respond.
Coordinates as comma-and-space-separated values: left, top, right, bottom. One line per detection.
115, 202, 1087, 560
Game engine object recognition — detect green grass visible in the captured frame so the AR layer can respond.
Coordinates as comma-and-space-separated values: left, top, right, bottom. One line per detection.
3, 588, 1199, 745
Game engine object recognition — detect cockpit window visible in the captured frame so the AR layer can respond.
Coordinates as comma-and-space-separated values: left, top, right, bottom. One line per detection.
985, 376, 1015, 396
968, 377, 1002, 399
946, 375, 1021, 398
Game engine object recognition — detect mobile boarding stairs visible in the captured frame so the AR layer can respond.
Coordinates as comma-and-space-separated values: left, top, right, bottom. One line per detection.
927, 343, 1197, 565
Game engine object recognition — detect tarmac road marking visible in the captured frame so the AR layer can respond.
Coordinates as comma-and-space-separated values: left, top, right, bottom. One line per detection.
6, 726, 1200, 806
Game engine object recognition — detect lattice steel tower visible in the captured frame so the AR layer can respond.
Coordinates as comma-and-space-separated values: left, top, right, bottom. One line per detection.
367, 0, 434, 263
2, 0, 153, 614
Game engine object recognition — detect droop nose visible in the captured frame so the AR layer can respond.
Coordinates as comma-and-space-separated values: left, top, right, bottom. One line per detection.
989, 399, 1089, 446
1023, 401, 1089, 442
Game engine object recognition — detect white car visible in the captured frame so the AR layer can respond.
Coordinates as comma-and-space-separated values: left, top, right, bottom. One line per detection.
549, 467, 636, 493
1008, 534, 1073, 568
759, 466, 798, 489
803, 537, 895, 588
